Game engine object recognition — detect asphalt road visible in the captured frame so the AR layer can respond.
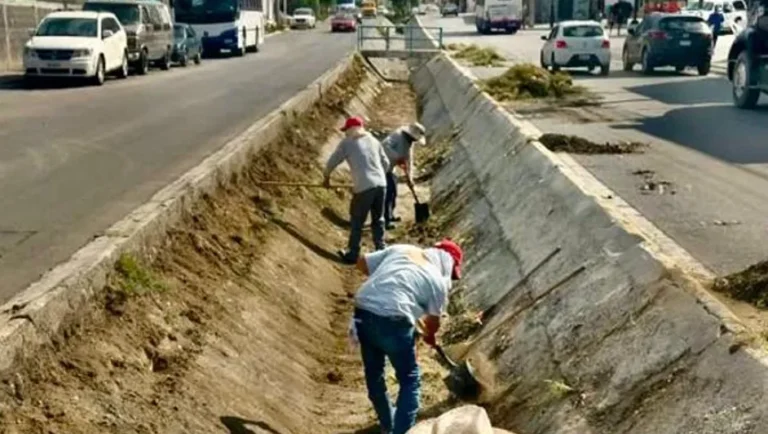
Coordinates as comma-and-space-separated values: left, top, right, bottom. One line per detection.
423, 14, 768, 277
0, 25, 356, 303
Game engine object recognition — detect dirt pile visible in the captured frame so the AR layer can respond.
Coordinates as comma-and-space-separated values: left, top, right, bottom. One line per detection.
480, 64, 589, 101
539, 133, 645, 154
448, 44, 505, 67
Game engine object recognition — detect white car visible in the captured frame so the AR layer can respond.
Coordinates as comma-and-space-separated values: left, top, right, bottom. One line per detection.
540, 20, 611, 75
23, 10, 128, 86
290, 8, 317, 29
682, 0, 747, 33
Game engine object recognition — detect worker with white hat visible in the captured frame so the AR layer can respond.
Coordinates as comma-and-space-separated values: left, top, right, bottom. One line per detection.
381, 123, 426, 229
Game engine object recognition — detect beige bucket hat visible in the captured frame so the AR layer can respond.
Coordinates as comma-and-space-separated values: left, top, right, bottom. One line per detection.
405, 122, 426, 144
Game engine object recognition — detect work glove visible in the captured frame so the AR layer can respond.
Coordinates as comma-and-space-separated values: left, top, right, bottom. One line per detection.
422, 333, 437, 348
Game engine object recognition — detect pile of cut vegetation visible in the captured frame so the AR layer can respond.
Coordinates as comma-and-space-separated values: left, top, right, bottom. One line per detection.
480, 64, 588, 101
449, 43, 505, 67
539, 133, 645, 154
713, 260, 768, 309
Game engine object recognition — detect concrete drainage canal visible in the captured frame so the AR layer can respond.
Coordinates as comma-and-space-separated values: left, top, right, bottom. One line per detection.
2, 52, 768, 434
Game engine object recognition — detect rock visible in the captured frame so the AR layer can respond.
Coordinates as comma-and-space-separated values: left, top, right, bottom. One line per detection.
406, 405, 517, 434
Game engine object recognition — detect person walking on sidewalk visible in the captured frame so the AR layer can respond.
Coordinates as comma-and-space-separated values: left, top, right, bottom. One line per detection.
708, 5, 725, 48
350, 239, 464, 434
381, 123, 426, 230
324, 116, 390, 264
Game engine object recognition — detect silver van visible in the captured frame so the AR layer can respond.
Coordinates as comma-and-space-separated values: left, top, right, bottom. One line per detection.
83, 0, 173, 74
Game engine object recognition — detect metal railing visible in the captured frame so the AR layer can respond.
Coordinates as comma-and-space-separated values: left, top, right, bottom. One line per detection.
356, 24, 443, 52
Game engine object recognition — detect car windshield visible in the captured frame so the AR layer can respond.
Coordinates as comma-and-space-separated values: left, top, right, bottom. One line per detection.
36, 17, 98, 37
294, 8, 313, 15
334, 11, 353, 18
83, 3, 140, 25
660, 16, 708, 31
563, 25, 603, 37
488, 4, 511, 15
174, 25, 186, 38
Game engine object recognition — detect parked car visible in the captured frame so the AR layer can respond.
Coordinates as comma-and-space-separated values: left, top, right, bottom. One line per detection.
442, 3, 459, 16
682, 0, 748, 33
23, 10, 128, 86
331, 11, 358, 32
290, 8, 317, 29
727, 3, 768, 108
622, 13, 712, 75
540, 20, 610, 75
172, 23, 202, 66
83, 0, 173, 75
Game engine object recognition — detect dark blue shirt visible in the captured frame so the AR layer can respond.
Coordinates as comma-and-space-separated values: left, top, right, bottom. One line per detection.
708, 11, 725, 32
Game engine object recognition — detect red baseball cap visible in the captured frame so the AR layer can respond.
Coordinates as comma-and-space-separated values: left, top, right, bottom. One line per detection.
434, 238, 463, 280
341, 116, 364, 131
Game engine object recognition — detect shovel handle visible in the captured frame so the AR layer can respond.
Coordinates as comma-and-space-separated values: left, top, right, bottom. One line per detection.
433, 345, 458, 368
407, 183, 420, 204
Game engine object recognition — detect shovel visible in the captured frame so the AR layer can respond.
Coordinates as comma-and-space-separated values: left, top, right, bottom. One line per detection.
408, 183, 430, 224
433, 344, 482, 401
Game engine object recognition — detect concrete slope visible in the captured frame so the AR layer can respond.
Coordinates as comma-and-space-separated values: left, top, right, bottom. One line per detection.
411, 52, 768, 433
0, 28, 355, 303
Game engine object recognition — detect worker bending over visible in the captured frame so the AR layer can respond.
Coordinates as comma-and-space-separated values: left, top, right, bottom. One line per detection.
324, 116, 391, 264
381, 123, 426, 229
350, 239, 463, 434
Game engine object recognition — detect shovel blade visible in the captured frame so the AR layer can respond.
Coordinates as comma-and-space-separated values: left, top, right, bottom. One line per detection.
414, 202, 430, 223
443, 361, 481, 401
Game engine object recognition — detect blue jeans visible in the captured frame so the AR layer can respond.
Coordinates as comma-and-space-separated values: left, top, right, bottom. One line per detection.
384, 171, 398, 225
354, 308, 420, 434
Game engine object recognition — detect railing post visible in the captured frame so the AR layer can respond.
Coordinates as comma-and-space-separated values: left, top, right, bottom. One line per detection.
439, 27, 443, 49
385, 26, 390, 51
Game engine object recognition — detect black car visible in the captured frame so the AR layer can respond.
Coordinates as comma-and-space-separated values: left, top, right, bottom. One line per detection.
622, 13, 712, 75
727, 1, 768, 109
172, 23, 202, 67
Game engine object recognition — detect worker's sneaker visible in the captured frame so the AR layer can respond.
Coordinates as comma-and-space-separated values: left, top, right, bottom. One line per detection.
385, 222, 397, 230
390, 215, 402, 222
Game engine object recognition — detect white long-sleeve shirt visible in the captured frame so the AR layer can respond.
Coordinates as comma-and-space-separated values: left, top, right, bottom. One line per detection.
324, 132, 390, 193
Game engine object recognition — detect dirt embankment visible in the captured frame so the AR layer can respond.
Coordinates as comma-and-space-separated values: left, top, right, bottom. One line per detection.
0, 60, 454, 434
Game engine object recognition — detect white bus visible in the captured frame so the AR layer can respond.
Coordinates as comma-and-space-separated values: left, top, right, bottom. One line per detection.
174, 0, 265, 56
475, 0, 523, 34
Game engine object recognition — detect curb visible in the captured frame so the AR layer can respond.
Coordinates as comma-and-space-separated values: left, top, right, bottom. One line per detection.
0, 53, 358, 374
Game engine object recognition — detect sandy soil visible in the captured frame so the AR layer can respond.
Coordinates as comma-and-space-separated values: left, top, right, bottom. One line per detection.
0, 61, 458, 434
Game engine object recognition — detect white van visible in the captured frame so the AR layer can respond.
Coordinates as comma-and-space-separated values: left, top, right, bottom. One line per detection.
475, 0, 523, 34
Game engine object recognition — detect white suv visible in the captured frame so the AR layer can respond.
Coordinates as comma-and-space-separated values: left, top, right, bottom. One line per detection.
23, 10, 129, 87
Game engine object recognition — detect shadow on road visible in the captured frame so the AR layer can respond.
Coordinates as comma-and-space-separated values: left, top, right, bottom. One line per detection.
615, 103, 768, 164
626, 76, 730, 105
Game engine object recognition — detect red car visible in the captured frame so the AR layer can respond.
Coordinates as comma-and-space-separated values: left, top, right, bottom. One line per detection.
331, 12, 358, 32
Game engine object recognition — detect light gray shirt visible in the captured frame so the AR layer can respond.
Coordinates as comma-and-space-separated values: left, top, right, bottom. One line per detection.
324, 133, 390, 193
382, 129, 414, 178
355, 244, 453, 325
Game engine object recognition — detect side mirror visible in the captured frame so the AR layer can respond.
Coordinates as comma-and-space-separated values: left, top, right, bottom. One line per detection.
27, 28, 35, 37
102, 29, 114, 39
541, 35, 548, 40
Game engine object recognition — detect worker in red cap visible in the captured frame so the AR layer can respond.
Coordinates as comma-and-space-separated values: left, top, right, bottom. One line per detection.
324, 116, 390, 264
348, 239, 463, 434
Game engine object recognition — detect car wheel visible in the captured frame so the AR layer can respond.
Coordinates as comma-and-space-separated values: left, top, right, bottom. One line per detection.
92, 55, 106, 86
622, 48, 634, 71
116, 51, 128, 79
551, 54, 560, 71
732, 51, 759, 109
180, 51, 189, 67
194, 50, 202, 65
540, 50, 547, 69
160, 49, 171, 70
675, 65, 685, 73
505, 27, 518, 34
137, 49, 149, 75
600, 64, 610, 76
641, 48, 654, 74
697, 60, 711, 76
